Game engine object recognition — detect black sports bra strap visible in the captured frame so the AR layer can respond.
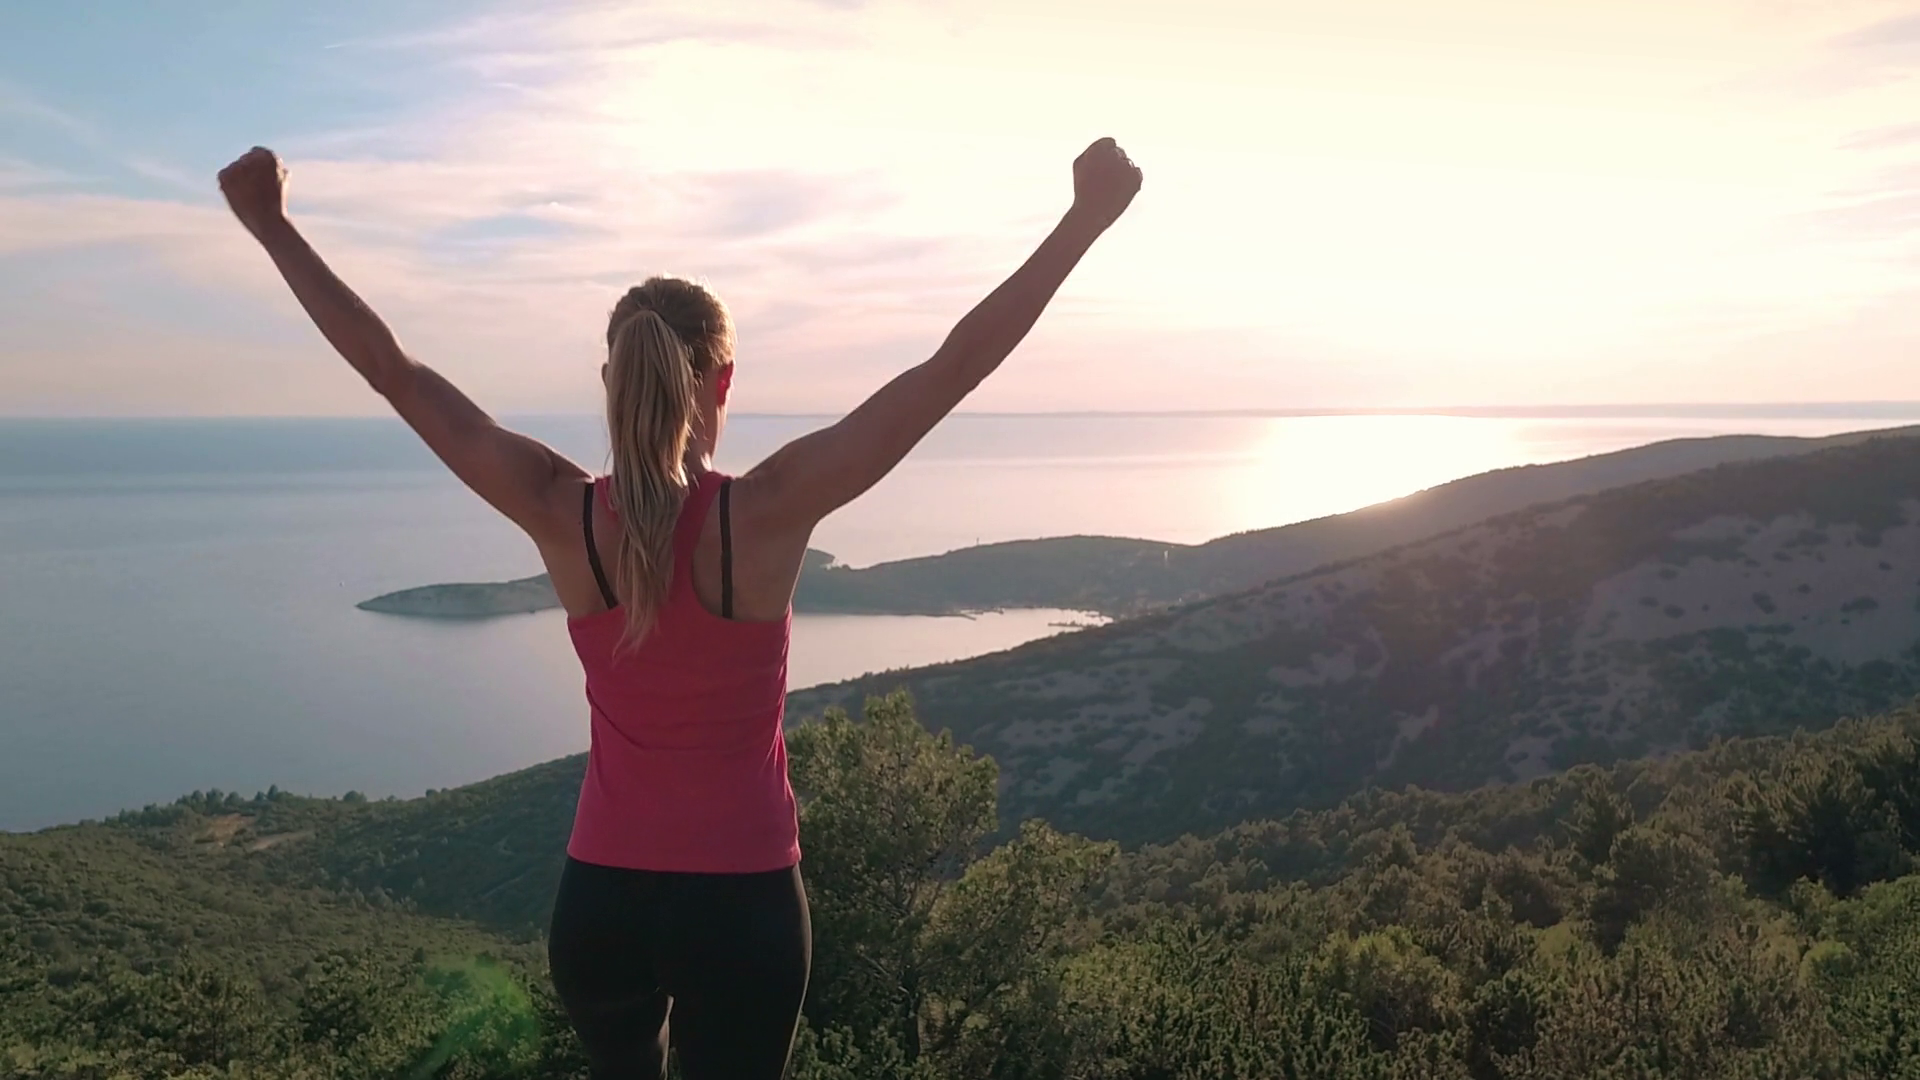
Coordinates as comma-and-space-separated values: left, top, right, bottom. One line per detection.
719, 479, 735, 620
583, 481, 618, 611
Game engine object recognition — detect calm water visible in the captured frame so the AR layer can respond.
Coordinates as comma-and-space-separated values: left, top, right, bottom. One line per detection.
3, 409, 1916, 830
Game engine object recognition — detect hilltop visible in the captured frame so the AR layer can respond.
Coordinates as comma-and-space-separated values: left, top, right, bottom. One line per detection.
358, 425, 1917, 619
790, 432, 1920, 844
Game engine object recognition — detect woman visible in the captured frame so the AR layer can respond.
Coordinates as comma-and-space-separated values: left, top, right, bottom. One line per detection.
217, 136, 1141, 1079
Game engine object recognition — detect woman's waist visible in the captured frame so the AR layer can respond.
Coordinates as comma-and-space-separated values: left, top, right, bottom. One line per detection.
587, 712, 790, 761
578, 746, 795, 815
580, 663, 788, 713
587, 699, 786, 751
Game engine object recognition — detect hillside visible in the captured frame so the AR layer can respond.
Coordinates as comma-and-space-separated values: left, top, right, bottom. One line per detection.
789, 433, 1920, 845
259, 758, 584, 936
360, 425, 1918, 619
20, 699, 1920, 1077
0, 792, 575, 1078
813, 424, 1920, 615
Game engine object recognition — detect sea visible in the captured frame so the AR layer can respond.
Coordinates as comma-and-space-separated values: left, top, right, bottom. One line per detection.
5, 407, 1919, 832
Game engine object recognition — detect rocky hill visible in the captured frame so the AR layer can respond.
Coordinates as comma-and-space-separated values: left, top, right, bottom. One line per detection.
790, 433, 1920, 844
361, 425, 1918, 619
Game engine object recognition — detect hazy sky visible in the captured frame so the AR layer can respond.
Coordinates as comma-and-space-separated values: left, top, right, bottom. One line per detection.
3, 0, 1919, 416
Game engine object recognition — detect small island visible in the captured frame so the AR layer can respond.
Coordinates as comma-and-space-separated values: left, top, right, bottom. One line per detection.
356, 540, 1161, 619
356, 574, 562, 618
358, 549, 883, 619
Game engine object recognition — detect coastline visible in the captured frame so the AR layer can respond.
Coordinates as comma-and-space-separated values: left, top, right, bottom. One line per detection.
357, 574, 1111, 626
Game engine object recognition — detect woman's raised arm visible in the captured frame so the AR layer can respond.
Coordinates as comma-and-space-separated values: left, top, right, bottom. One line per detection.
746, 137, 1142, 530
218, 147, 581, 539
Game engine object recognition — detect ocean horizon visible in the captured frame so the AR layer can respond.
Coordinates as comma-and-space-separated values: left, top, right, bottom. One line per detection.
13, 400, 1920, 420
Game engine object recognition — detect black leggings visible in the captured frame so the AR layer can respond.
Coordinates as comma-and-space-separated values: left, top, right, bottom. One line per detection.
548, 857, 811, 1080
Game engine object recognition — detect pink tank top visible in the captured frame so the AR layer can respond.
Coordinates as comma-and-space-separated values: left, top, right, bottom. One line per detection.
564, 471, 801, 874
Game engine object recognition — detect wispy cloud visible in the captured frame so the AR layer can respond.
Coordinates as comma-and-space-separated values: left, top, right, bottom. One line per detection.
0, 79, 200, 194
0, 81, 95, 142
1789, 154, 1920, 254
0, 192, 230, 256
1789, 8, 1920, 92
1735, 3, 1920, 98
340, 0, 855, 85
1844, 121, 1920, 151
0, 157, 79, 191
1837, 11, 1920, 57
1802, 191, 1920, 243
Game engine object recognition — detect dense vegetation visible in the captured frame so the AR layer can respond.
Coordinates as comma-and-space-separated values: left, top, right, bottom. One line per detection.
13, 692, 1920, 1077
794, 434, 1920, 845
0, 794, 575, 1079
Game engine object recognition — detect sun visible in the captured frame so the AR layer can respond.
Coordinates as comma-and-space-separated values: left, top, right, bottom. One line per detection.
1226, 414, 1528, 534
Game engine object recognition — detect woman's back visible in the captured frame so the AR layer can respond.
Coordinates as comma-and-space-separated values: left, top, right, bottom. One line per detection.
565, 471, 799, 874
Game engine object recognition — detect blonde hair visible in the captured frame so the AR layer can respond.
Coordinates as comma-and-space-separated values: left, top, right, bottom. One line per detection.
603, 277, 734, 646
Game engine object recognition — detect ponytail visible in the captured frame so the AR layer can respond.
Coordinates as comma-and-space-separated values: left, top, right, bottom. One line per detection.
605, 309, 700, 648
598, 276, 734, 648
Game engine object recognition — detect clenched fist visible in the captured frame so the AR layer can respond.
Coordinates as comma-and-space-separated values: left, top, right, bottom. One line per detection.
1069, 137, 1142, 231
218, 146, 289, 237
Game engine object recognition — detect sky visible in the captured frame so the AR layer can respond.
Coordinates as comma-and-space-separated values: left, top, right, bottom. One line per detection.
2, 0, 1919, 417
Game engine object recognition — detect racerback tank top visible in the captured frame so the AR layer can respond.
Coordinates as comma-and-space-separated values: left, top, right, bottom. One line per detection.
564, 471, 800, 873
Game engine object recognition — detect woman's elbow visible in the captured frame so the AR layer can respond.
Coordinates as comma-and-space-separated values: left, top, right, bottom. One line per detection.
363, 350, 420, 402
